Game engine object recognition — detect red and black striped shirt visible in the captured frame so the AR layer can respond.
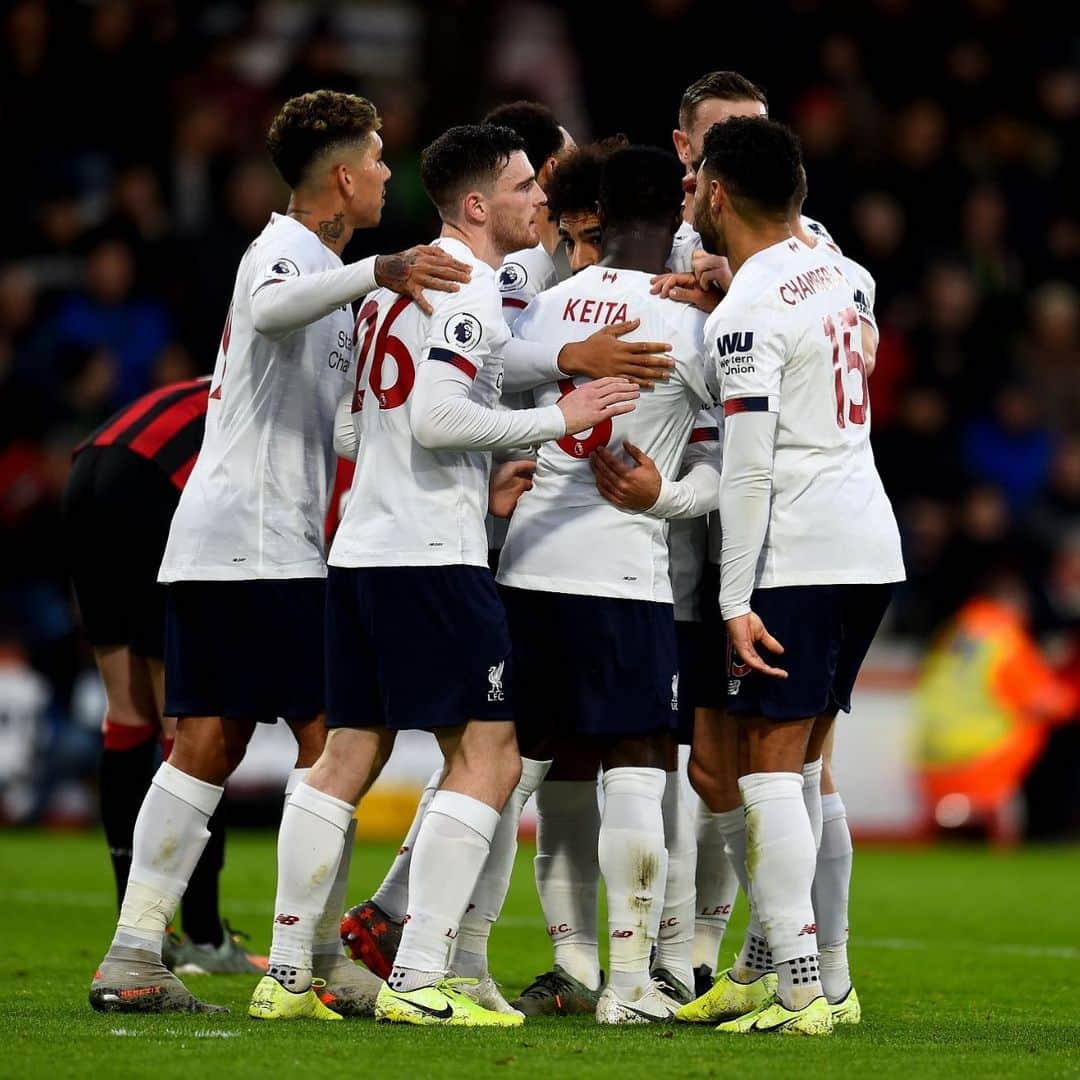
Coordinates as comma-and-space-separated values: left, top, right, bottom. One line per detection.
75, 378, 210, 490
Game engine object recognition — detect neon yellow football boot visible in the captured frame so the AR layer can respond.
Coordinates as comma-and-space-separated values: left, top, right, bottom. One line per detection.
715, 993, 834, 1036
675, 967, 778, 1023
248, 975, 343, 1020
375, 977, 524, 1027
829, 984, 861, 1025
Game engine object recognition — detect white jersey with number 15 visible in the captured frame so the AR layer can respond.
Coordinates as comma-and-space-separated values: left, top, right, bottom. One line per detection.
705, 236, 904, 588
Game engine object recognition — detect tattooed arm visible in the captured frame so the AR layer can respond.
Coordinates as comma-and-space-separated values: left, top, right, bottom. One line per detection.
375, 246, 471, 316
250, 246, 471, 341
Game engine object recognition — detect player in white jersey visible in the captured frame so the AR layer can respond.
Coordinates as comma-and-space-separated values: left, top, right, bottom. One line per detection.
89, 90, 470, 1017
677, 117, 904, 1037
495, 147, 712, 1025
251, 123, 638, 1027
336, 130, 677, 1004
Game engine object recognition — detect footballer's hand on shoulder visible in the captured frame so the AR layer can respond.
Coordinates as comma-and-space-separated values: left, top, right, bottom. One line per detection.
488, 459, 536, 518
558, 319, 674, 388
558, 377, 639, 435
375, 246, 472, 315
590, 441, 662, 511
691, 250, 734, 294
649, 272, 720, 314
725, 611, 787, 679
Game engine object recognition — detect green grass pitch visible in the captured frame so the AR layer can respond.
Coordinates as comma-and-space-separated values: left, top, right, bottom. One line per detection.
2, 829, 1079, 1078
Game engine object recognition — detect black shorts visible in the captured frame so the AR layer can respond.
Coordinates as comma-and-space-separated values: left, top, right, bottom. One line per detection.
164, 578, 326, 720
726, 583, 894, 721
325, 565, 513, 731
502, 586, 678, 742
675, 619, 707, 744
63, 446, 177, 658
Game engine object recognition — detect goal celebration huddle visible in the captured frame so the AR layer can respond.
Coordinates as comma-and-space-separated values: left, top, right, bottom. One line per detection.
77, 70, 903, 1038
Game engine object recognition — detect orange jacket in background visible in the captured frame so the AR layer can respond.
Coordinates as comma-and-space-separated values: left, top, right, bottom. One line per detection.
913, 598, 1078, 813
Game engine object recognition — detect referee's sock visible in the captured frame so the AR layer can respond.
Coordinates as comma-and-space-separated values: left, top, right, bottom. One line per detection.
100, 721, 158, 912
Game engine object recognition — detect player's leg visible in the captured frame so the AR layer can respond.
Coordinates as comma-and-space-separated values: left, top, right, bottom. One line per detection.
807, 583, 893, 1026
594, 732, 672, 1023
511, 742, 603, 1016
93, 646, 161, 910
90, 711, 253, 1014
341, 765, 443, 977
680, 707, 776, 1023
652, 734, 696, 1002
712, 586, 844, 1036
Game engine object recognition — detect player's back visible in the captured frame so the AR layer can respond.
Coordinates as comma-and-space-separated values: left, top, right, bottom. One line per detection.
330, 237, 508, 570
707, 237, 903, 587
498, 265, 709, 602
160, 213, 353, 581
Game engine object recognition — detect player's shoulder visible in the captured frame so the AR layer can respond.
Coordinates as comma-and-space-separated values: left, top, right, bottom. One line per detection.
257, 212, 340, 272
800, 214, 841, 254
427, 238, 499, 312
498, 244, 556, 297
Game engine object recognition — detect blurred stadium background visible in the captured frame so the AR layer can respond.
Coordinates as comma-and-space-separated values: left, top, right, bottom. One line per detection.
0, 0, 1076, 843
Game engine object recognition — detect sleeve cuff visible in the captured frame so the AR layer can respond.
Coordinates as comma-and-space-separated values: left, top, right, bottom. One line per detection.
720, 599, 752, 621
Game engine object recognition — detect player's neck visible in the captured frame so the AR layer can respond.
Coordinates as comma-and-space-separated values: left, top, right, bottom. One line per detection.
725, 219, 792, 276
285, 194, 354, 257
535, 213, 560, 256
440, 222, 501, 269
598, 227, 671, 275
789, 214, 814, 247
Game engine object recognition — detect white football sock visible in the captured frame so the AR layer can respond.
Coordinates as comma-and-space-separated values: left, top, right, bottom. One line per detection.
692, 803, 741, 971
109, 761, 223, 959
454, 757, 551, 979
718, 806, 774, 983
313, 818, 356, 959
268, 783, 355, 991
814, 791, 853, 1003
739, 772, 821, 1010
284, 767, 310, 801
389, 790, 499, 991
802, 758, 824, 851
599, 767, 668, 999
653, 770, 695, 990
371, 767, 441, 921
534, 778, 601, 990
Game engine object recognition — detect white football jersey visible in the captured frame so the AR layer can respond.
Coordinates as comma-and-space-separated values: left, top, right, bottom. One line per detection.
498, 265, 710, 602
799, 215, 879, 337
669, 410, 722, 622
159, 213, 353, 581
705, 237, 904, 588
329, 238, 511, 570
498, 243, 558, 329
667, 221, 703, 273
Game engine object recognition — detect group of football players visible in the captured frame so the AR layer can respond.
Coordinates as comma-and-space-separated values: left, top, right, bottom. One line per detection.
78, 70, 903, 1037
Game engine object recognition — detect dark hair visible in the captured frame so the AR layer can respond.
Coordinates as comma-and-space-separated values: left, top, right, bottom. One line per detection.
546, 135, 628, 220
482, 100, 564, 172
701, 116, 803, 217
420, 124, 527, 217
599, 146, 684, 228
678, 71, 768, 131
266, 91, 381, 189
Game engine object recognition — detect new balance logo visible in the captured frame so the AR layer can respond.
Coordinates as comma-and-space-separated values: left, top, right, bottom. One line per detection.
611, 929, 634, 938
799, 922, 818, 936
488, 661, 506, 702
275, 914, 300, 925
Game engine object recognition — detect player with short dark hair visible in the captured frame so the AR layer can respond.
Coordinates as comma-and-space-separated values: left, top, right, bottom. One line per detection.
497, 146, 713, 1024
679, 117, 904, 1036
252, 123, 638, 1027
89, 89, 469, 1016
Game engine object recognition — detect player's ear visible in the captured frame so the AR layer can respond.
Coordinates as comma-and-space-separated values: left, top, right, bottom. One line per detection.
672, 129, 691, 165
462, 189, 486, 226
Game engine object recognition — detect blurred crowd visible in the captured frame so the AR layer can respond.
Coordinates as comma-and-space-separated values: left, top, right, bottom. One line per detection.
0, 0, 1076, 826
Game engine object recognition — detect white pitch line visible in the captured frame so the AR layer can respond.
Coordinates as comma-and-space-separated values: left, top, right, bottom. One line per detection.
4, 888, 1077, 961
